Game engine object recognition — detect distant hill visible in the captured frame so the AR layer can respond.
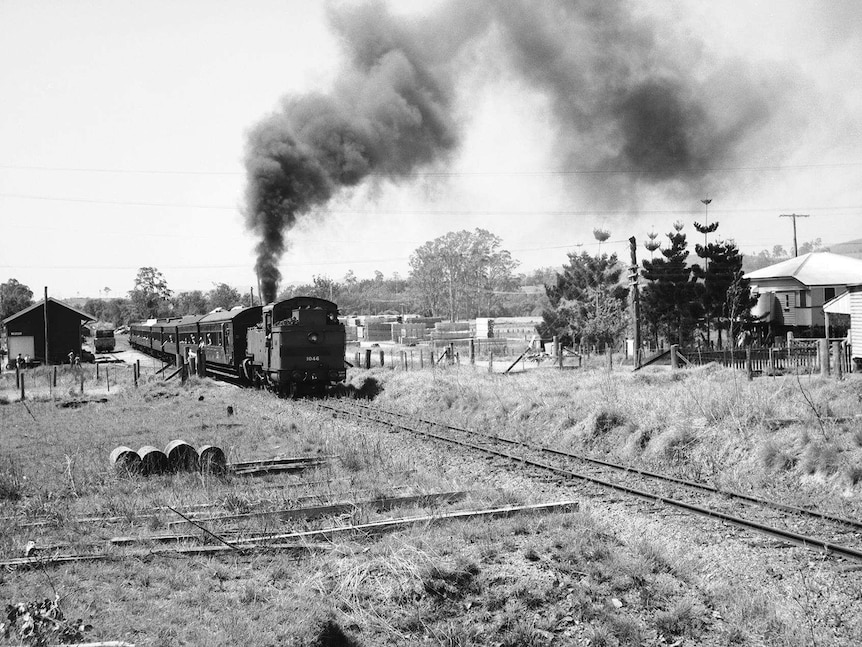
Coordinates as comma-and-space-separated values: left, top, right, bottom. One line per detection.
827, 239, 862, 259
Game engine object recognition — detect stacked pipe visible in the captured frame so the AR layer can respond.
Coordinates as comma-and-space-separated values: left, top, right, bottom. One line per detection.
109, 440, 226, 477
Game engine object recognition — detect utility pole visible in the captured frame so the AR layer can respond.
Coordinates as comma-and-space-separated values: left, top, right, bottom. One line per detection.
779, 213, 810, 257
44, 286, 49, 366
628, 236, 642, 368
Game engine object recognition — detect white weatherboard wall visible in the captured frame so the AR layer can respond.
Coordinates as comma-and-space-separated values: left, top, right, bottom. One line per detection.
850, 285, 862, 361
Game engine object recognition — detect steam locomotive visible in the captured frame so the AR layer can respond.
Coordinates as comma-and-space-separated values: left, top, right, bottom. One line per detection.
129, 296, 347, 396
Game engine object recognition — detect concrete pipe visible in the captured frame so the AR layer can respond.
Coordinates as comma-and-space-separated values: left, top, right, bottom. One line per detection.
198, 445, 227, 476
109, 446, 141, 474
164, 439, 199, 473
137, 445, 169, 476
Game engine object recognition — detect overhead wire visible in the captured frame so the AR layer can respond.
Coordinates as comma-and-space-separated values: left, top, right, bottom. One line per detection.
1, 192, 861, 216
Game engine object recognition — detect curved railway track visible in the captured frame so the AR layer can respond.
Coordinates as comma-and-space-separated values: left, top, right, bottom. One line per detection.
317, 398, 862, 563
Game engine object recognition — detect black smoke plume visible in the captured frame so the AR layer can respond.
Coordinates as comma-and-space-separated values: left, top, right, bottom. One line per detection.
486, 1, 800, 203
244, 3, 463, 302
245, 1, 800, 296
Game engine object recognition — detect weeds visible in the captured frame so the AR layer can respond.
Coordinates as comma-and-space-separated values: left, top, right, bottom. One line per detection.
2, 595, 90, 646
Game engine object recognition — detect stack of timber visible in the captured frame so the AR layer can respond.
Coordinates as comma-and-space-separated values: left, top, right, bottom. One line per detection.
431, 321, 472, 341
492, 317, 542, 340
391, 322, 428, 343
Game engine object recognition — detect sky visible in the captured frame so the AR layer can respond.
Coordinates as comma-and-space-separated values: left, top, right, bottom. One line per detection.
1, 0, 861, 300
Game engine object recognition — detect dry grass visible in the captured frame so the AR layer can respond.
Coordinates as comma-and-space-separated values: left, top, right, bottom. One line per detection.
373, 362, 862, 512
1, 360, 861, 645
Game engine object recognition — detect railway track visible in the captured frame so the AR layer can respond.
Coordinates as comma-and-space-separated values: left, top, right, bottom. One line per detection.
317, 398, 862, 563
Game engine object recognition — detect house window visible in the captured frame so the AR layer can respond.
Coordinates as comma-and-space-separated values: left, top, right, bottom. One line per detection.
784, 294, 790, 309
798, 291, 807, 307
825, 287, 836, 301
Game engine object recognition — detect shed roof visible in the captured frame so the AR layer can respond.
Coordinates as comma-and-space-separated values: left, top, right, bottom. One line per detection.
745, 252, 862, 286
2, 297, 95, 325
823, 291, 852, 315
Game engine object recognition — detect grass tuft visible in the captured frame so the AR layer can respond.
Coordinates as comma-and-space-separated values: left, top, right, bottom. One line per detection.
0, 455, 24, 501
760, 439, 798, 471
801, 443, 842, 476
654, 598, 707, 640
311, 619, 362, 647
421, 558, 481, 601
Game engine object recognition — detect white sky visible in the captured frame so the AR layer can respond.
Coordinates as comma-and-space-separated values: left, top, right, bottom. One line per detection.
2, 0, 861, 299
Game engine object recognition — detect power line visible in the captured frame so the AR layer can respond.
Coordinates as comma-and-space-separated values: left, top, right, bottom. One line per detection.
2, 192, 862, 216
3, 160, 862, 176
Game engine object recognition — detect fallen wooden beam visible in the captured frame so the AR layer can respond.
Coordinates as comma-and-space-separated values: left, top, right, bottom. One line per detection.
634, 349, 670, 371
165, 490, 470, 528
1, 500, 579, 568
230, 455, 338, 469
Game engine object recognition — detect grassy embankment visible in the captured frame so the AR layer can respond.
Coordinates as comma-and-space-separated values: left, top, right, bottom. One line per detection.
1, 361, 860, 646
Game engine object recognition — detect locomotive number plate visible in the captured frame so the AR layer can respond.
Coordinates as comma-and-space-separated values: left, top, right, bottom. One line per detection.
306, 356, 320, 362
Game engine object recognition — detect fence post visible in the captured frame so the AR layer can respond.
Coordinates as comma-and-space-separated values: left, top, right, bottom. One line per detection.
746, 348, 753, 380
469, 339, 475, 365
419, 350, 424, 369
133, 364, 138, 388
553, 335, 559, 358
364, 349, 371, 370
96, 362, 100, 380
106, 365, 110, 392
488, 352, 494, 373
379, 350, 384, 367
832, 341, 844, 379
768, 348, 775, 375
558, 349, 563, 370
15, 365, 20, 389
670, 344, 679, 369
819, 338, 829, 377
80, 369, 84, 394
606, 349, 612, 372
19, 372, 24, 401
53, 366, 57, 388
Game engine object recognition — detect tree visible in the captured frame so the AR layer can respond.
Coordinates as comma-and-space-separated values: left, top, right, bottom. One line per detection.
693, 239, 756, 346
556, 285, 628, 348
409, 229, 519, 320
0, 278, 34, 320
641, 229, 703, 346
207, 283, 241, 311
128, 267, 172, 319
172, 291, 208, 316
725, 269, 758, 345
539, 251, 628, 345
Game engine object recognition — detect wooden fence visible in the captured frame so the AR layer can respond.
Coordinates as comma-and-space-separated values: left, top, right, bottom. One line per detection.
677, 344, 853, 374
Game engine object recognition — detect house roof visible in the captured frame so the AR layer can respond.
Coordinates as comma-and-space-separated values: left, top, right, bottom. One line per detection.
745, 252, 862, 286
2, 297, 95, 325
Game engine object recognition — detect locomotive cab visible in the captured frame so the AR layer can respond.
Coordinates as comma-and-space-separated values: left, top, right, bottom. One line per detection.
247, 297, 346, 395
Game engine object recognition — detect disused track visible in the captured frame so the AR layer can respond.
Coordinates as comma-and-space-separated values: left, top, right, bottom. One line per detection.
317, 399, 862, 563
